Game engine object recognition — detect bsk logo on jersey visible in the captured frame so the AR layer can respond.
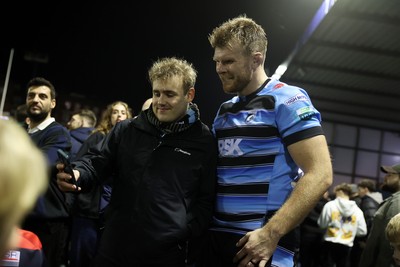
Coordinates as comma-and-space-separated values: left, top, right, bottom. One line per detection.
218, 138, 243, 156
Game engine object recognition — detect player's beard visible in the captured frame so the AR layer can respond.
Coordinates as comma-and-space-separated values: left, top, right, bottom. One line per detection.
221, 69, 252, 95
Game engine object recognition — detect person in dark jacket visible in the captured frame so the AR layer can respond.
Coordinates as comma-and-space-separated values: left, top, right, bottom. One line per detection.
67, 109, 97, 161
68, 101, 132, 267
22, 77, 72, 267
350, 179, 383, 267
56, 57, 218, 267
359, 163, 400, 267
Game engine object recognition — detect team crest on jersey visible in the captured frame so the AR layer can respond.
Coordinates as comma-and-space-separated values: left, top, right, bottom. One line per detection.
296, 106, 316, 120
245, 113, 256, 123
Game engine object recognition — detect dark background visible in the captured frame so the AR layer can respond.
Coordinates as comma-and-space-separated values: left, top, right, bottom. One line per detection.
1, 0, 323, 127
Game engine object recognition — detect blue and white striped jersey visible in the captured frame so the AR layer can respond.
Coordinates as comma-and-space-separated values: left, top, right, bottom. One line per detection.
211, 78, 324, 233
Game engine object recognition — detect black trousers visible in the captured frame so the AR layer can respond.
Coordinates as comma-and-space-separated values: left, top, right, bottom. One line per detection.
321, 241, 351, 267
91, 224, 187, 267
22, 217, 70, 267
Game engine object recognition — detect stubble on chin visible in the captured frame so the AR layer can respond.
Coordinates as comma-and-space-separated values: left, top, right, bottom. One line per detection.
27, 110, 48, 124
221, 80, 237, 94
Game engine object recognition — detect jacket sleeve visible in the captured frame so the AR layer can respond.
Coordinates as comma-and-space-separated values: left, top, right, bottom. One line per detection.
186, 134, 218, 265
359, 196, 400, 267
358, 211, 384, 266
73, 122, 124, 189
356, 209, 367, 237
40, 125, 72, 168
361, 196, 379, 232
40, 125, 72, 192
187, 137, 218, 237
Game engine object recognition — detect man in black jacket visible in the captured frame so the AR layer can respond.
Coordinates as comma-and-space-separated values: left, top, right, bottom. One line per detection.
350, 179, 383, 267
56, 57, 217, 267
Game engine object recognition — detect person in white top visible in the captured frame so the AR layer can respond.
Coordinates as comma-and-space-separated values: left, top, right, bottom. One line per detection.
318, 183, 367, 267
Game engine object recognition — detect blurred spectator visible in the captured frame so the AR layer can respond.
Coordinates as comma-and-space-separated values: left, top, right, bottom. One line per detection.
359, 163, 400, 267
385, 212, 400, 266
349, 183, 362, 206
0, 119, 47, 256
350, 179, 383, 267
318, 183, 367, 267
14, 103, 30, 129
68, 101, 132, 267
67, 109, 97, 160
